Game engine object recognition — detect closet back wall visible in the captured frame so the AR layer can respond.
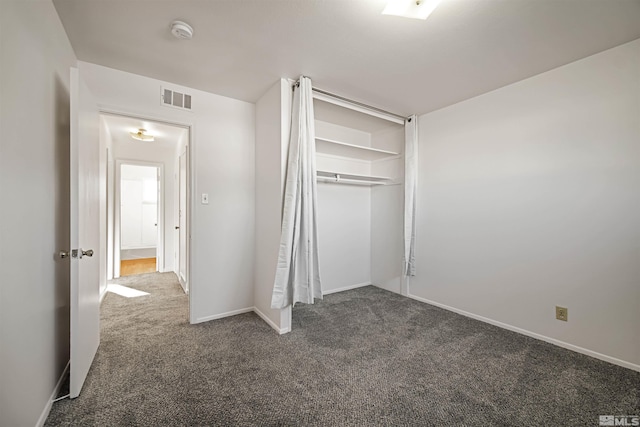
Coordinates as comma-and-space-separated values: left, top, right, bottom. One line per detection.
317, 185, 372, 292
316, 120, 373, 293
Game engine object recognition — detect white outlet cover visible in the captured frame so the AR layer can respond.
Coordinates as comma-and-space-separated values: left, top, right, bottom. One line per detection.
201, 193, 209, 204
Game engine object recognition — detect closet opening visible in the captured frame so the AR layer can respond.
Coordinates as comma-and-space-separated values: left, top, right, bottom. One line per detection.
291, 96, 406, 325
255, 79, 411, 334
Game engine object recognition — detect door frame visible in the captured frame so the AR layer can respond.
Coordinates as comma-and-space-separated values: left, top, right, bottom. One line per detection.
101, 109, 194, 322
176, 147, 188, 292
114, 160, 164, 278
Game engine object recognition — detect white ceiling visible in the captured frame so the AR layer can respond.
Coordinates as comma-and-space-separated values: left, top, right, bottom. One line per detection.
101, 114, 188, 148
54, 0, 640, 116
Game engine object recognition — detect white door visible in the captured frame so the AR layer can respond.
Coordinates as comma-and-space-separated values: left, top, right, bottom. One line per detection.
69, 67, 100, 398
178, 149, 188, 289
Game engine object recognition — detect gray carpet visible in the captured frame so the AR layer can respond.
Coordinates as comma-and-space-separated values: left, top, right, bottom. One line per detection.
46, 272, 639, 426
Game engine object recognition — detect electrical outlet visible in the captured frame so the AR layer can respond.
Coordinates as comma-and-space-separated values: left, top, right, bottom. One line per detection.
556, 306, 568, 321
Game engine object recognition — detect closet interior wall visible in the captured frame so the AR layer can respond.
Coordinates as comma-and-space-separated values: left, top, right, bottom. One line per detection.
313, 99, 405, 296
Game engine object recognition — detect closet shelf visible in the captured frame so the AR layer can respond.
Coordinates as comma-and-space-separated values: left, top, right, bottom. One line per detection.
315, 137, 400, 161
317, 170, 393, 186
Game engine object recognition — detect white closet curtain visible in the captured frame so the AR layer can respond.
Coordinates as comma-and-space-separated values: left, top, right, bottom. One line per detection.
271, 76, 323, 309
404, 115, 418, 276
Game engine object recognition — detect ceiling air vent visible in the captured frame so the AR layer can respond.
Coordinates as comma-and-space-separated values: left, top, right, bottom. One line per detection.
161, 87, 192, 111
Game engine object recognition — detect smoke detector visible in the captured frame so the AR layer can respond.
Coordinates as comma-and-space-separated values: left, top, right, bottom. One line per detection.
170, 21, 193, 40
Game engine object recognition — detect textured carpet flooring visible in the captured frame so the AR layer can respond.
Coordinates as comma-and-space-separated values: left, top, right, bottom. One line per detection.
46, 273, 639, 426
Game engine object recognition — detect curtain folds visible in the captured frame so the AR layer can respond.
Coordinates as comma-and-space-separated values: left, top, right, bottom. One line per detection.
404, 115, 418, 276
271, 76, 323, 309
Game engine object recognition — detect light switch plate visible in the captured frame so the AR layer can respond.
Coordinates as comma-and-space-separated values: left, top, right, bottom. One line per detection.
201, 193, 209, 204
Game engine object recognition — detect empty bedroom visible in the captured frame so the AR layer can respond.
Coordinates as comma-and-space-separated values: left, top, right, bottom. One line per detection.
0, 0, 638, 426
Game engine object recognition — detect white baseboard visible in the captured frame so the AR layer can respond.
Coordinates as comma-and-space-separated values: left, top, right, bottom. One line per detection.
371, 282, 403, 296
407, 293, 640, 373
99, 288, 108, 304
279, 326, 291, 334
36, 361, 69, 427
178, 276, 188, 294
193, 307, 254, 324
253, 306, 290, 334
322, 282, 371, 296
191, 305, 291, 334
178, 273, 188, 294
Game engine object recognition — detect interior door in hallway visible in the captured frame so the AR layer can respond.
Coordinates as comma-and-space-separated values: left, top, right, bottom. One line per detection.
69, 67, 100, 398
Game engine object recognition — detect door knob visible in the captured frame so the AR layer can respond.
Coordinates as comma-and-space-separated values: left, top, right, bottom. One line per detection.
59, 250, 70, 259
175, 226, 180, 229
80, 249, 94, 258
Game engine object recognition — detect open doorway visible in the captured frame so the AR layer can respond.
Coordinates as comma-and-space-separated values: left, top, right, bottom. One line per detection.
101, 113, 190, 293
117, 162, 161, 276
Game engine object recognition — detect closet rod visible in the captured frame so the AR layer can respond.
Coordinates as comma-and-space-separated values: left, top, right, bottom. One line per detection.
313, 88, 407, 123
293, 79, 407, 125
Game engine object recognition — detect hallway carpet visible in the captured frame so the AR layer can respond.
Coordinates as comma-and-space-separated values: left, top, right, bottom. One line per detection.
46, 273, 639, 426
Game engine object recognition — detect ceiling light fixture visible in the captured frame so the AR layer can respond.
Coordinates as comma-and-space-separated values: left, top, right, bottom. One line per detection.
382, 0, 442, 20
129, 129, 155, 142
170, 20, 194, 40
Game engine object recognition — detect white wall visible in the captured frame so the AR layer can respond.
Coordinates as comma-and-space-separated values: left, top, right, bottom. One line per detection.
371, 126, 404, 294
254, 79, 292, 332
79, 62, 256, 324
0, 1, 77, 425
317, 184, 372, 291
413, 39, 640, 369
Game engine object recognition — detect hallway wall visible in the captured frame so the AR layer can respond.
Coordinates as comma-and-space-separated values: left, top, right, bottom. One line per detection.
79, 62, 256, 323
